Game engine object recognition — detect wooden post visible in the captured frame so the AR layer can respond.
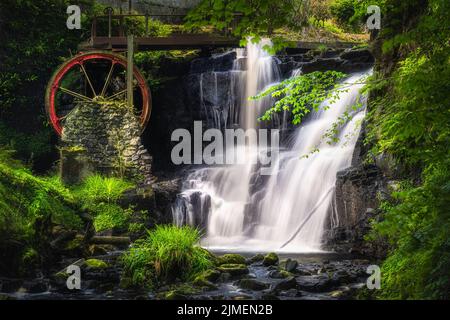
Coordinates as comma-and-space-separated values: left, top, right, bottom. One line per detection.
127, 34, 134, 110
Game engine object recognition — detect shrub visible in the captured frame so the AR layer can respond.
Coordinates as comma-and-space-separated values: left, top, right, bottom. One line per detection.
74, 175, 134, 232
370, 161, 450, 299
75, 175, 133, 205
330, 0, 362, 31
93, 204, 132, 232
122, 225, 214, 288
0, 149, 82, 275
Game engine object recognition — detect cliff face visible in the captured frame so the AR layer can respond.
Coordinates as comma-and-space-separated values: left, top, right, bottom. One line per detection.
323, 124, 389, 257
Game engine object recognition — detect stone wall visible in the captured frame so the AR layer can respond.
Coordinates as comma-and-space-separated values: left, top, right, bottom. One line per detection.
61, 100, 153, 183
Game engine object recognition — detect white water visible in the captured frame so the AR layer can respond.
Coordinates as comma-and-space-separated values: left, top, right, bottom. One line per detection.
173, 41, 369, 253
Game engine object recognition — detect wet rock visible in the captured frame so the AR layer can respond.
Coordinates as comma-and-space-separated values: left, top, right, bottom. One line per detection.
95, 282, 115, 293
232, 294, 253, 300
192, 277, 218, 291
325, 160, 386, 256
340, 49, 374, 64
296, 265, 314, 276
218, 254, 247, 265
88, 245, 109, 257
23, 280, 48, 293
279, 288, 301, 298
282, 258, 298, 272
268, 269, 292, 279
329, 289, 351, 299
238, 279, 269, 291
248, 254, 265, 264
272, 277, 297, 292
217, 272, 232, 282
297, 275, 334, 292
119, 277, 133, 289
261, 293, 280, 300
331, 269, 355, 285
84, 259, 109, 269
62, 234, 85, 256
0, 293, 16, 300
263, 252, 279, 266
195, 269, 221, 283
165, 290, 189, 300
217, 264, 249, 276
190, 51, 236, 74
0, 279, 23, 293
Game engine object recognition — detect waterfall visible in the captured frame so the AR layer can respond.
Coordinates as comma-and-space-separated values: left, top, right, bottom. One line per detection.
172, 40, 369, 253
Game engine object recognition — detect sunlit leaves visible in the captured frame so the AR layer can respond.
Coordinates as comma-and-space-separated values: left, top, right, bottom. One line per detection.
250, 71, 347, 125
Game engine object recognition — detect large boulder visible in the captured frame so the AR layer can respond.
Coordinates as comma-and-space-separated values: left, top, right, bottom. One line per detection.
217, 254, 247, 265
263, 252, 279, 266
271, 277, 297, 292
217, 264, 249, 276
238, 278, 269, 291
297, 275, 334, 292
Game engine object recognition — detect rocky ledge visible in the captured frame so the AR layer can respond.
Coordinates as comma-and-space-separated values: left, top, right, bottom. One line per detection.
0, 252, 372, 300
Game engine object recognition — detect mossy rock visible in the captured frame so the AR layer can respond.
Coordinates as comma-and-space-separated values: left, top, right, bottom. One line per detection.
85, 258, 109, 269
192, 277, 218, 291
268, 269, 292, 279
88, 245, 109, 256
63, 234, 85, 254
263, 252, 279, 266
119, 277, 134, 289
195, 269, 221, 283
55, 271, 70, 280
162, 284, 199, 300
248, 254, 265, 264
0, 294, 16, 300
164, 290, 188, 300
217, 254, 247, 265
218, 264, 249, 276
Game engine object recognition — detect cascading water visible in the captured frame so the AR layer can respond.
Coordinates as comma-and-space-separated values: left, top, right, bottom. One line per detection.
173, 40, 370, 253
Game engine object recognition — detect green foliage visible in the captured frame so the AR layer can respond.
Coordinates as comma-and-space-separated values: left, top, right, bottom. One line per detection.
0, 0, 95, 119
251, 71, 347, 125
134, 50, 199, 91
330, 0, 366, 31
370, 161, 450, 299
122, 225, 214, 288
309, 0, 332, 26
93, 204, 132, 232
85, 258, 109, 269
185, 0, 310, 52
0, 149, 83, 274
74, 175, 134, 232
0, 1, 100, 169
0, 122, 53, 166
364, 0, 450, 300
75, 175, 133, 205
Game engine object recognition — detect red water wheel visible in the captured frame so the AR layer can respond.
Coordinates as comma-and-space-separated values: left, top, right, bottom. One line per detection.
45, 51, 151, 135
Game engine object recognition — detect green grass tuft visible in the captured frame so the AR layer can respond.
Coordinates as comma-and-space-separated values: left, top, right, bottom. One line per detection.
122, 225, 214, 288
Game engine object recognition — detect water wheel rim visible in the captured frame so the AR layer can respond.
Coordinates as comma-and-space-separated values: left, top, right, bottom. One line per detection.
45, 51, 151, 135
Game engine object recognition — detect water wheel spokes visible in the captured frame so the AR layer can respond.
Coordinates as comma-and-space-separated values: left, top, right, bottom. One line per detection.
45, 51, 152, 135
